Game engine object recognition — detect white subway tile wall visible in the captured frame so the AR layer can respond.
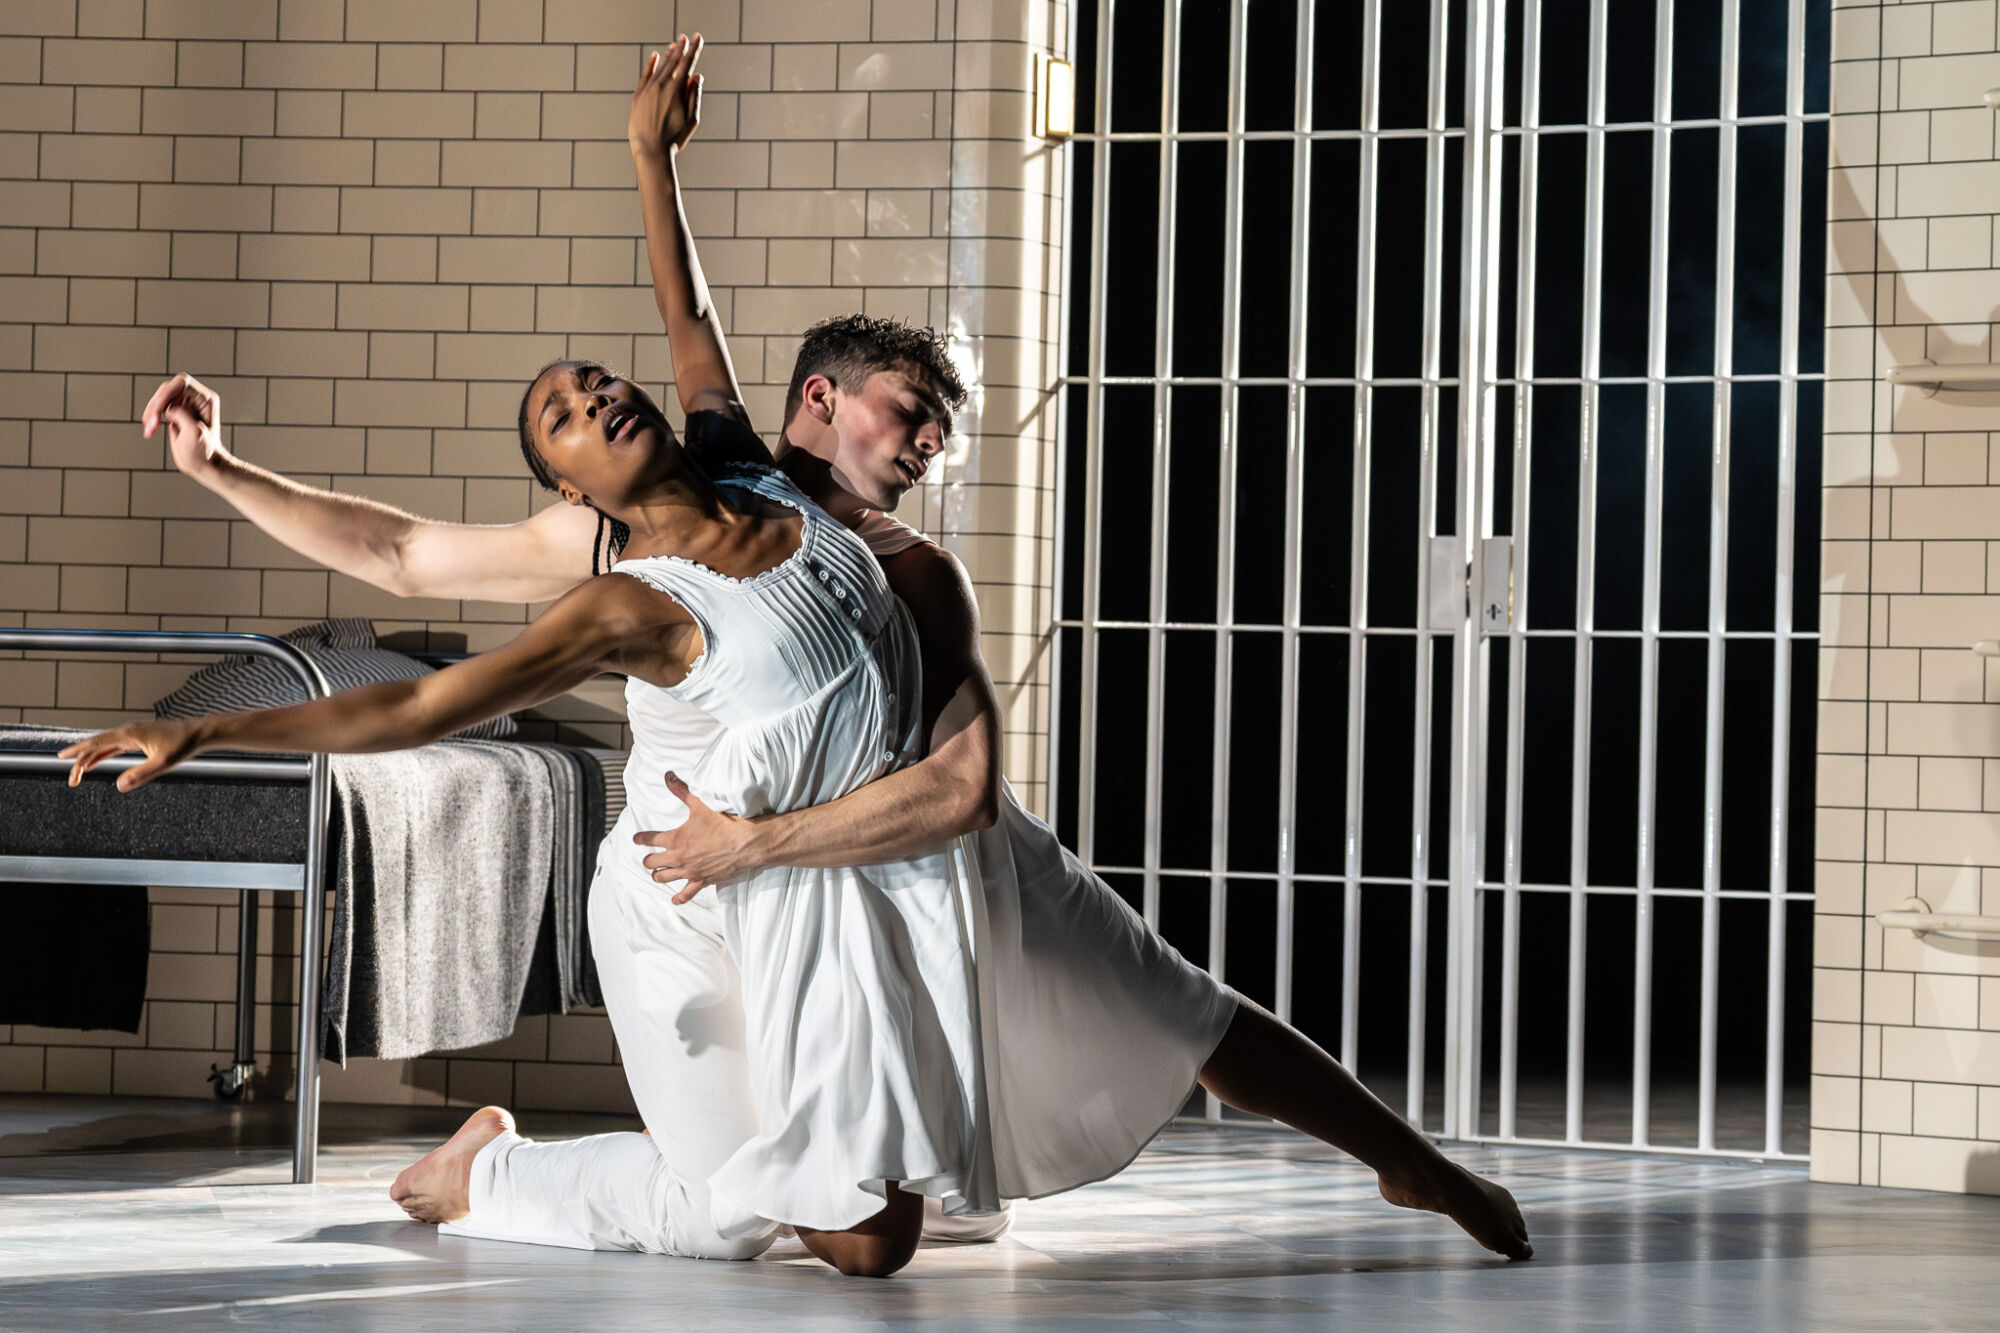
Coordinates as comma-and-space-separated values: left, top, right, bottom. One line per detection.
1820, 0, 2000, 1192
0, 0, 1067, 1108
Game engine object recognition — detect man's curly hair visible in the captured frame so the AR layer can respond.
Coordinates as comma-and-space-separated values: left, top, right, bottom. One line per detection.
783, 315, 968, 427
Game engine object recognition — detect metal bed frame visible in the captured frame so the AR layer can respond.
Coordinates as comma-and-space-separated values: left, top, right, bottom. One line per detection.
0, 628, 332, 1184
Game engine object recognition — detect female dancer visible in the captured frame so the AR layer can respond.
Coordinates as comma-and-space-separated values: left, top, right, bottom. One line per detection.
80, 351, 1007, 1270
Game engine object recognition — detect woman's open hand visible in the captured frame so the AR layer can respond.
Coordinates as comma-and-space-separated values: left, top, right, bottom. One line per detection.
143, 372, 232, 480
58, 718, 208, 792
628, 33, 703, 162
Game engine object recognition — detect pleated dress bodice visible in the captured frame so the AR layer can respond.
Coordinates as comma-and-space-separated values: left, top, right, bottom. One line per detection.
615, 465, 923, 830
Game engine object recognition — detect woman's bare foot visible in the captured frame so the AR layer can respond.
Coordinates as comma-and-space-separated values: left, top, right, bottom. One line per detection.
389, 1106, 515, 1224
1378, 1160, 1533, 1261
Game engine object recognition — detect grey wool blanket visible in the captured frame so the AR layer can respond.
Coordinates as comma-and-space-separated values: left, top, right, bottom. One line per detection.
323, 740, 557, 1064
513, 744, 608, 1019
539, 747, 617, 1014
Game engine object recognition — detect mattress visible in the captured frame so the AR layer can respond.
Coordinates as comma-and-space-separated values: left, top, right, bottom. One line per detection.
0, 726, 309, 863
0, 728, 627, 862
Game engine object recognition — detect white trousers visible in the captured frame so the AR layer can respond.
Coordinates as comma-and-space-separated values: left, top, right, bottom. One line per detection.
440, 857, 1009, 1257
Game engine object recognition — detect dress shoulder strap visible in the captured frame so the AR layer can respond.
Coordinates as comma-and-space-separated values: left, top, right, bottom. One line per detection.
714, 459, 807, 510
608, 550, 713, 612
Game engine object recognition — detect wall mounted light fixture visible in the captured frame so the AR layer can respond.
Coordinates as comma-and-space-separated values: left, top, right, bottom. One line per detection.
1033, 54, 1074, 140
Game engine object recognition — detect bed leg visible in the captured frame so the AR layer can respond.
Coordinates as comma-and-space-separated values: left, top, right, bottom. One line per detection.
292, 762, 328, 1186
210, 890, 260, 1101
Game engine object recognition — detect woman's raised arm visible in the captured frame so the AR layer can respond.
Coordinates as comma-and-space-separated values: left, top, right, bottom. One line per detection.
628, 35, 764, 448
149, 371, 600, 604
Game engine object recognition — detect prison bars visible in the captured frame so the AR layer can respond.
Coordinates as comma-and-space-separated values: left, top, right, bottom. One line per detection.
1565, 0, 1610, 1148
1205, 0, 1252, 1125
1343, 0, 1382, 1080
1052, 0, 1822, 1160
1275, 0, 1319, 1038
1698, 0, 1743, 1158
1141, 0, 1181, 936
1767, 0, 1810, 1163
1404, 0, 1454, 1130
1495, 0, 1546, 1147
1067, 0, 1116, 878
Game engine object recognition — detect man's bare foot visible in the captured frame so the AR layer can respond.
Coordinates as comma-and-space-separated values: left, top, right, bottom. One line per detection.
389, 1106, 515, 1224
1378, 1160, 1533, 1260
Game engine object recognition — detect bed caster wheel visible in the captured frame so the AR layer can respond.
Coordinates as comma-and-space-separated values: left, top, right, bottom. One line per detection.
208, 1062, 249, 1101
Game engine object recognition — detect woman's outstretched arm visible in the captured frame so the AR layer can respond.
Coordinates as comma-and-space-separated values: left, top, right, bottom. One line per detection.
629, 34, 761, 443
148, 372, 600, 604
61, 574, 680, 791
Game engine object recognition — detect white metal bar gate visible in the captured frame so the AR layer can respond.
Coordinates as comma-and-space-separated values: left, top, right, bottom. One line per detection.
1051, 0, 1827, 1159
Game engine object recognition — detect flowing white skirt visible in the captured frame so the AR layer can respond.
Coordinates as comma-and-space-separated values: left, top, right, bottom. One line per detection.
707, 787, 1239, 1231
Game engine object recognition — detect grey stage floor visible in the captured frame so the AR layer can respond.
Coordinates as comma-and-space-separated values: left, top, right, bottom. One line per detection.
0, 1095, 1997, 1331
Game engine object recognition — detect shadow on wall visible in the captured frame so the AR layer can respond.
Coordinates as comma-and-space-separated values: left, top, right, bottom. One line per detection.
1828, 156, 2000, 1185
1823, 157, 2000, 767
1824, 159, 2000, 488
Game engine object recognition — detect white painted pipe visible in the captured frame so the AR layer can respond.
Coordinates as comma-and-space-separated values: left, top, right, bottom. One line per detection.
1878, 897, 2000, 941
1885, 361, 2000, 395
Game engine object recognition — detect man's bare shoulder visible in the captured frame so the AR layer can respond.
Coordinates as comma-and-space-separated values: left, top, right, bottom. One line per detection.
880, 543, 979, 631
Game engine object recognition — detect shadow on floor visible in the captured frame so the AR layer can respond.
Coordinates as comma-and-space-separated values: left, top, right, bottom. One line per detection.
0, 1097, 637, 1190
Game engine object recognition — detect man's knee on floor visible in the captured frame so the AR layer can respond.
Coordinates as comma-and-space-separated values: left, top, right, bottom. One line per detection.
801, 1186, 924, 1278
823, 1231, 919, 1278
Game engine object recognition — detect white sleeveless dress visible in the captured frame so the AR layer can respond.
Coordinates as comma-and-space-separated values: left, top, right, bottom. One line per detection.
604, 463, 1236, 1232
610, 465, 988, 1230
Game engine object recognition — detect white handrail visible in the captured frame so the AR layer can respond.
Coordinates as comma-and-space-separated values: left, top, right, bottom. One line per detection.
1885, 361, 2000, 396
1878, 897, 2000, 942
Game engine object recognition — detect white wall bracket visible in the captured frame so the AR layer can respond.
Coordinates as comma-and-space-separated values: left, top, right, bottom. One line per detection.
1877, 896, 2000, 942
1885, 361, 2000, 396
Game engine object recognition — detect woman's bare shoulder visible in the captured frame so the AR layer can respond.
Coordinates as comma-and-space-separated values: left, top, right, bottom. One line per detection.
531, 565, 694, 641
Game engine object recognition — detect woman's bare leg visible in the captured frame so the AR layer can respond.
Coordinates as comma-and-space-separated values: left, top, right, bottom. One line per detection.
1198, 999, 1533, 1260
794, 1181, 925, 1277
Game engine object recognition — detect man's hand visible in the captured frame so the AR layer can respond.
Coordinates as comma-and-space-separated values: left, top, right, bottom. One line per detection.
143, 372, 232, 480
58, 718, 208, 792
633, 770, 762, 903
628, 34, 703, 163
